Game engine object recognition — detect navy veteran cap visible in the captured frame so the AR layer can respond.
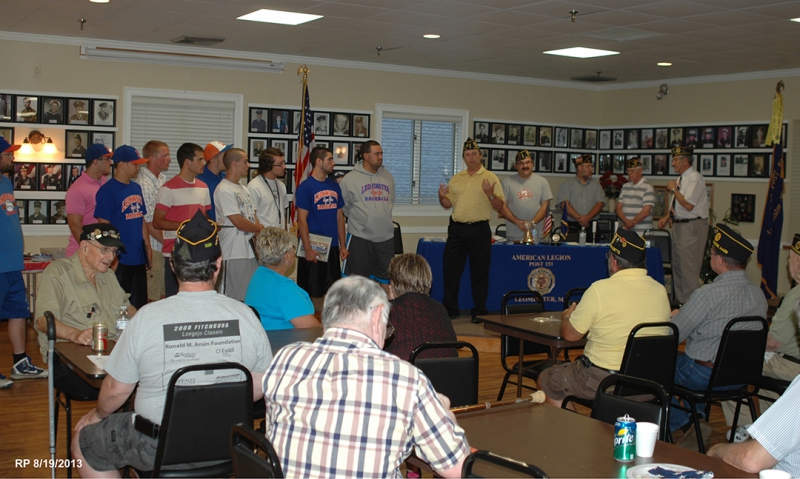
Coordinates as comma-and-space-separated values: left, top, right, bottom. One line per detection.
792, 233, 800, 255
463, 137, 480, 152
671, 146, 693, 158
81, 223, 126, 251
626, 157, 642, 169
574, 153, 593, 166
609, 227, 646, 264
173, 210, 220, 263
515, 150, 532, 163
712, 223, 753, 263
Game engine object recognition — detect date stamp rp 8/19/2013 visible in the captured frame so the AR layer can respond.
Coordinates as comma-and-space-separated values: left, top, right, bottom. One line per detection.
15, 458, 82, 469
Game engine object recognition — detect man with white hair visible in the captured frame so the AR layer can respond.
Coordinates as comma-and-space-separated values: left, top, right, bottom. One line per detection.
263, 275, 470, 478
616, 157, 655, 235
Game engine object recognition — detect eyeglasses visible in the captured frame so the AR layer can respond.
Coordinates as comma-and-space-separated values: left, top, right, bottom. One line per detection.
86, 241, 119, 257
385, 321, 395, 340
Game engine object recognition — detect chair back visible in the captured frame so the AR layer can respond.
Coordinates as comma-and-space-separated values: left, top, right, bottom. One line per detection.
152, 362, 254, 477
563, 288, 588, 309
591, 374, 671, 441
618, 322, 679, 395
708, 316, 768, 391
392, 221, 404, 254
462, 450, 549, 478
231, 424, 284, 478
495, 224, 507, 238
500, 291, 549, 358
644, 229, 672, 264
410, 341, 479, 407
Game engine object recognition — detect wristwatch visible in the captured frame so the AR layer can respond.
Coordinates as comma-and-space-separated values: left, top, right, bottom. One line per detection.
488, 194, 495, 200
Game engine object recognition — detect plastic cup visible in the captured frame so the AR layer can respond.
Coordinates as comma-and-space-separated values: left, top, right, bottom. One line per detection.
636, 422, 659, 458
759, 470, 791, 479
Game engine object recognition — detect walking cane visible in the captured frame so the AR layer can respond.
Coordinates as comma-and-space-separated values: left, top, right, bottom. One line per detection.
46, 311, 56, 479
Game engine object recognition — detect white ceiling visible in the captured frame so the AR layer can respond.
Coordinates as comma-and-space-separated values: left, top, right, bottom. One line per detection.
3, 0, 800, 83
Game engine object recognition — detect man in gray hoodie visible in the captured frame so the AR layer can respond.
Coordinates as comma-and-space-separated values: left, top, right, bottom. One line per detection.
340, 141, 395, 291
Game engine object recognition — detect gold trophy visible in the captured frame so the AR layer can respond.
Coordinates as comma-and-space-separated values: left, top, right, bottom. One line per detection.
522, 222, 535, 245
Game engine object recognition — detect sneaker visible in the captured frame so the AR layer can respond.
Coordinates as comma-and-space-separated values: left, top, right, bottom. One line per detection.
0, 373, 12, 389
10, 357, 48, 380
676, 420, 712, 451
726, 425, 751, 443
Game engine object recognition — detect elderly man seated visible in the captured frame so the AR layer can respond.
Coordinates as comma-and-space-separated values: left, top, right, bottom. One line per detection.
73, 211, 273, 476
537, 228, 671, 408
263, 275, 471, 477
34, 224, 135, 400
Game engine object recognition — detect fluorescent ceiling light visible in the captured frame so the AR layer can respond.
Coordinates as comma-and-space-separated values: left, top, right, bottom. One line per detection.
544, 47, 619, 59
89, 0, 109, 3
423, 34, 441, 39
237, 9, 322, 26
791, 18, 800, 23
657, 62, 672, 67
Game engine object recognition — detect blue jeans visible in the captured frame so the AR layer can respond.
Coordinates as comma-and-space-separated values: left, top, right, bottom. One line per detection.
670, 354, 741, 431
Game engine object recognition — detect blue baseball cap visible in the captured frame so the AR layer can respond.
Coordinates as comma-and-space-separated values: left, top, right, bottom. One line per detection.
113, 145, 149, 164
0, 137, 20, 154
85, 143, 113, 164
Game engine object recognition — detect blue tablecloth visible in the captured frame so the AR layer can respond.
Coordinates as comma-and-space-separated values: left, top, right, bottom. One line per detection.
417, 239, 664, 312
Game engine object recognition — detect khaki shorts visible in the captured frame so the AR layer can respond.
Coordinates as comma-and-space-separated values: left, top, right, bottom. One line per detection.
79, 412, 157, 472
146, 251, 165, 301
538, 358, 611, 402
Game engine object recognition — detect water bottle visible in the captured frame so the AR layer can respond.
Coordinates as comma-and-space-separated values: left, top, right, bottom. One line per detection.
115, 306, 130, 336
531, 223, 539, 244
579, 227, 587, 246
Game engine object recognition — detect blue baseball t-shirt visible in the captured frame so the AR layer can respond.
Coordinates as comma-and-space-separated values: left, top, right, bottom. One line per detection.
294, 176, 343, 247
94, 178, 147, 266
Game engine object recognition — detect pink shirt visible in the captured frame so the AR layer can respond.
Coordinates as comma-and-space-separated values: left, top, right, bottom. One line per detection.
155, 176, 211, 255
65, 172, 107, 257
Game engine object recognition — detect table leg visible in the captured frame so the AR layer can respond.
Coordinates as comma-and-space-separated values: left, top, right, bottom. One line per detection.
516, 338, 524, 398
550, 346, 558, 367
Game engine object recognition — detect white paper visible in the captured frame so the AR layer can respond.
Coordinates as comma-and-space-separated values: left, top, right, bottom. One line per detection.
87, 354, 110, 370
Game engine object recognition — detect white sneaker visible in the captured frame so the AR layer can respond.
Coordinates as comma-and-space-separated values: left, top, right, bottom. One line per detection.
0, 373, 12, 389
10, 357, 48, 379
725, 425, 751, 443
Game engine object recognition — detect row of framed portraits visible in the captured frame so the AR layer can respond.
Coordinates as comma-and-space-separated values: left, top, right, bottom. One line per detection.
483, 149, 771, 178
248, 107, 371, 138
248, 137, 365, 167
0, 94, 116, 127
0, 127, 115, 158
12, 163, 87, 192
13, 199, 68, 225
473, 121, 784, 151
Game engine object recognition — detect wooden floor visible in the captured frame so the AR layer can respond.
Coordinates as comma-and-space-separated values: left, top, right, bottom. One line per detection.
0, 320, 735, 478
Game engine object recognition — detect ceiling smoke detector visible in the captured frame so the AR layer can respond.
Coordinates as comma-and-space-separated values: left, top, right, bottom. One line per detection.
570, 70, 617, 82
170, 36, 225, 46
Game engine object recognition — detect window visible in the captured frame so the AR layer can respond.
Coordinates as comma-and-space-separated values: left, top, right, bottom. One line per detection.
376, 105, 468, 210
124, 88, 243, 178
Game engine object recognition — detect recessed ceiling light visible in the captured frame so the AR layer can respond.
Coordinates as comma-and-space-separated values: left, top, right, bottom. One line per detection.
657, 62, 672, 67
237, 9, 322, 26
89, 0, 109, 3
543, 47, 619, 59
791, 17, 800, 23
423, 34, 441, 39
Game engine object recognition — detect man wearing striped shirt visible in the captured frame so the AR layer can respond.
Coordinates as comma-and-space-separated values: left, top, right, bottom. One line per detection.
153, 143, 211, 297
263, 276, 471, 478
616, 157, 655, 235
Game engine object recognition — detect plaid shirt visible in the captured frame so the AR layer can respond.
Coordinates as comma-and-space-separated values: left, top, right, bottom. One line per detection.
263, 327, 470, 478
134, 167, 166, 251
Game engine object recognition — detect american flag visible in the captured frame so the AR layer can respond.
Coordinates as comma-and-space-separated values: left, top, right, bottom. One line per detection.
542, 213, 553, 238
291, 78, 314, 223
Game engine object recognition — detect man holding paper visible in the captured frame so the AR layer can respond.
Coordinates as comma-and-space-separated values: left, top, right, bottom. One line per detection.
295, 146, 348, 297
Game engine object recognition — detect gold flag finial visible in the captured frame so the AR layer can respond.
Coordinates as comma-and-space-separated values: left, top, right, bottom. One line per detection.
297, 65, 309, 83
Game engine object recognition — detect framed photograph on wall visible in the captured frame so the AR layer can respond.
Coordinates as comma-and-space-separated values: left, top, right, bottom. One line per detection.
40, 164, 63, 191
28, 200, 49, 224
332, 142, 349, 166
655, 128, 668, 149
480, 149, 488, 167
314, 112, 330, 136
599, 130, 611, 150
315, 141, 329, 150
0, 93, 12, 121
751, 125, 768, 148
584, 129, 597, 149
249, 107, 268, 133
249, 137, 267, 160
271, 139, 289, 156
491, 123, 506, 144
751, 154, 769, 177
569, 153, 582, 173
491, 150, 506, 171
523, 125, 537, 146
716, 154, 731, 177
16, 96, 38, 123
539, 127, 552, 147
507, 150, 519, 170
246, 167, 259, 184
598, 154, 612, 173
292, 111, 302, 135
507, 124, 521, 145
652, 186, 668, 220
554, 152, 568, 172
555, 127, 568, 148
640, 154, 652, 175
684, 127, 699, 148
0, 127, 13, 143
612, 129, 624, 149
731, 193, 755, 223
735, 125, 749, 148
717, 126, 733, 148
352, 142, 363, 164
625, 129, 639, 149
706, 183, 714, 211
569, 128, 583, 149
67, 98, 90, 125
613, 154, 625, 174
91, 131, 115, 150
50, 199, 67, 224
65, 165, 83, 189
640, 129, 654, 149
16, 199, 26, 224
353, 114, 369, 138
332, 113, 350, 137
699, 127, 715, 148
733, 154, 749, 177
272, 109, 290, 134
66, 130, 89, 158
653, 154, 668, 175
474, 122, 490, 143
41, 97, 65, 124
700, 154, 714, 176
92, 99, 115, 127
538, 151, 552, 172
669, 127, 684, 147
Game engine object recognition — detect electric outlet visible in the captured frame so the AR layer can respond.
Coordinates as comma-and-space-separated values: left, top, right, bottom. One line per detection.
33, 66, 41, 78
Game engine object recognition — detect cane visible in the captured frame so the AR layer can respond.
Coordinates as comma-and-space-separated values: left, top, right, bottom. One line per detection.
45, 311, 56, 479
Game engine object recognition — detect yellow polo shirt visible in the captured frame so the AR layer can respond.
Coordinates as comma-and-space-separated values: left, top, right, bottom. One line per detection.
446, 167, 504, 223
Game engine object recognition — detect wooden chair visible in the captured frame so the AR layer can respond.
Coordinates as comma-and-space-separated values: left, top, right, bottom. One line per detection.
230, 424, 283, 478
410, 341, 479, 407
